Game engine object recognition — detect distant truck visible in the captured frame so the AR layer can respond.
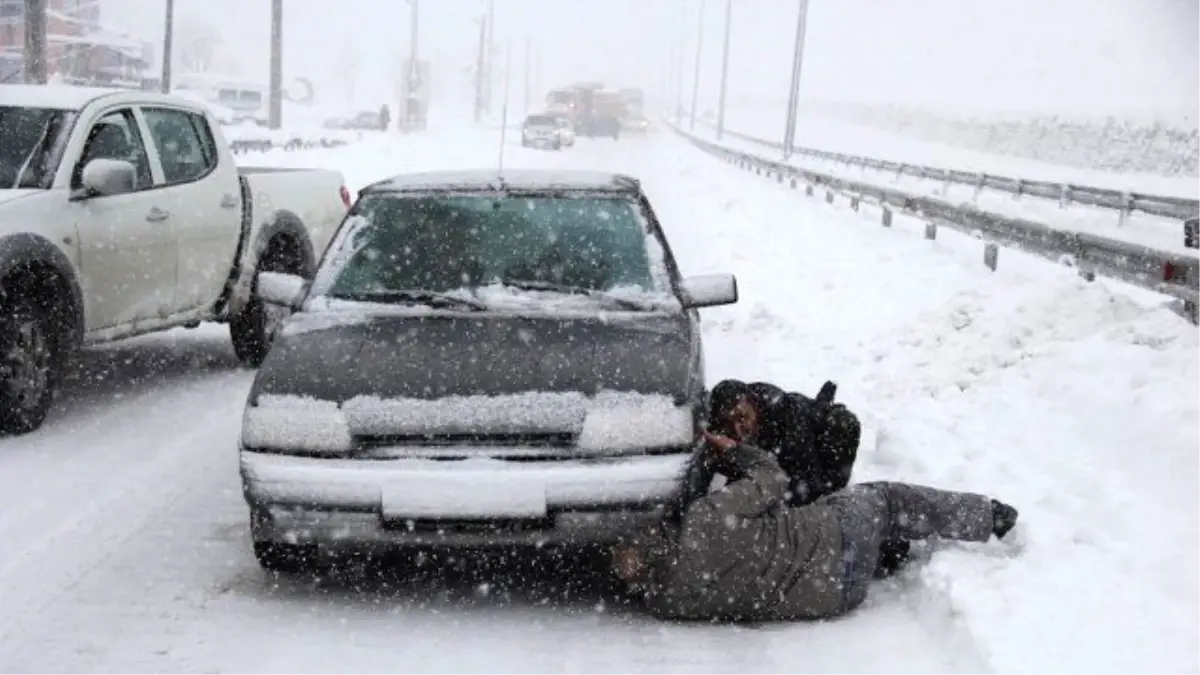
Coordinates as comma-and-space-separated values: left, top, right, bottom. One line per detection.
576, 88, 625, 139
0, 85, 350, 433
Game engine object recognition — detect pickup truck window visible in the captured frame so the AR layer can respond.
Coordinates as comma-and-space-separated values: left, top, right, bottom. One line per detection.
0, 106, 71, 189
141, 107, 218, 185
75, 109, 154, 191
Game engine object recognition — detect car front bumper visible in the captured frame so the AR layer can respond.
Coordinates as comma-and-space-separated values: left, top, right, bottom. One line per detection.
241, 450, 691, 548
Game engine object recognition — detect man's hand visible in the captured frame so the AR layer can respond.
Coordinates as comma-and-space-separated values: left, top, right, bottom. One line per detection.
702, 430, 739, 453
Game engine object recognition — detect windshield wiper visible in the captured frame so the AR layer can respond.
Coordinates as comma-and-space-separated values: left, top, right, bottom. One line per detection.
498, 278, 652, 311
327, 289, 488, 311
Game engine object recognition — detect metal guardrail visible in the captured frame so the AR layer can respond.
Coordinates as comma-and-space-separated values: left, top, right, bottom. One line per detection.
696, 120, 1200, 228
668, 121, 1200, 323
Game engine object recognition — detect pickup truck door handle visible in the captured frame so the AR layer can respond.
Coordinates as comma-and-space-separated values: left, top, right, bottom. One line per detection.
145, 207, 171, 222
220, 194, 239, 209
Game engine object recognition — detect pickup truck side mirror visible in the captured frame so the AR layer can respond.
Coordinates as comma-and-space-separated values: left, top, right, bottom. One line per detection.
257, 271, 308, 311
679, 273, 739, 309
79, 158, 136, 197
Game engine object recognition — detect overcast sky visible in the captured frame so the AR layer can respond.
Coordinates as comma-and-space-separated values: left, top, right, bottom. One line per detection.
102, 0, 1198, 118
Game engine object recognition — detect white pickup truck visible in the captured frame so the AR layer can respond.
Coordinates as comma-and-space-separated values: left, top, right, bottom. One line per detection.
0, 85, 350, 434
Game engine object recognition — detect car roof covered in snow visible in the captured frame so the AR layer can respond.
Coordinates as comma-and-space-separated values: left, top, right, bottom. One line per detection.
0, 84, 207, 112
360, 169, 641, 195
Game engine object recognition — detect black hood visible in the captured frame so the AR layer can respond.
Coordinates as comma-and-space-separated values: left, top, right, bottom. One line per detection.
249, 310, 695, 405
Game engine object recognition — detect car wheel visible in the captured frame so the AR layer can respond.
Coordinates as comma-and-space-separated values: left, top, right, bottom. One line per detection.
253, 541, 320, 574
231, 241, 305, 367
0, 295, 59, 435
553, 140, 562, 150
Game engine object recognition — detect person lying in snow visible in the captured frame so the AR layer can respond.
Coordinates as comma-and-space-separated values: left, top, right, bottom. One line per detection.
614, 432, 1020, 622
703, 379, 911, 577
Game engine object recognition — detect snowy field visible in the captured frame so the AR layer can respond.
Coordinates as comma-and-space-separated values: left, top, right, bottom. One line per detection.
687, 121, 1198, 256
0, 124, 1196, 673
711, 106, 1199, 198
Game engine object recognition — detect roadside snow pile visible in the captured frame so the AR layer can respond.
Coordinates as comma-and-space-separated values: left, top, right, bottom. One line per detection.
855, 281, 1199, 673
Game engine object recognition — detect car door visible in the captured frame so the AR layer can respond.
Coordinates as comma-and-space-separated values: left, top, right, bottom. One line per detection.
68, 106, 178, 331
139, 105, 242, 315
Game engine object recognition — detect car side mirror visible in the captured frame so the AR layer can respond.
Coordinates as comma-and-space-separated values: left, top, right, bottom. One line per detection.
257, 271, 308, 311
679, 273, 738, 309
79, 158, 136, 197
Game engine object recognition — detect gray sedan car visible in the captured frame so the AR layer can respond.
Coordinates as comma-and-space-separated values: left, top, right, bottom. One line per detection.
239, 169, 738, 573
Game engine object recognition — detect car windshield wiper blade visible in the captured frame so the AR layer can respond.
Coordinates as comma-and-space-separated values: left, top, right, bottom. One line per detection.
498, 278, 651, 311
327, 289, 488, 311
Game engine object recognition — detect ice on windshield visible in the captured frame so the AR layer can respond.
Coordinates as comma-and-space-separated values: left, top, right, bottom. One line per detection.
307, 192, 677, 308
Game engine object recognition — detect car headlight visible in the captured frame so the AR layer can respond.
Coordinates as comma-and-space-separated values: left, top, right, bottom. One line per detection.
241, 395, 353, 454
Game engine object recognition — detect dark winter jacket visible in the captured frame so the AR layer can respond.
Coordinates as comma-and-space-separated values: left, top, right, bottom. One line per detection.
741, 382, 860, 506
635, 444, 846, 622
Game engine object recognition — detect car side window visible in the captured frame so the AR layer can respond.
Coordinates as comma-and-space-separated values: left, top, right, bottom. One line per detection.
141, 107, 218, 185
75, 108, 153, 191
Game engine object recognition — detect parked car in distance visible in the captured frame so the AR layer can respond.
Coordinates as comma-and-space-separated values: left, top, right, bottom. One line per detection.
238, 169, 739, 573
0, 84, 351, 433
520, 114, 562, 150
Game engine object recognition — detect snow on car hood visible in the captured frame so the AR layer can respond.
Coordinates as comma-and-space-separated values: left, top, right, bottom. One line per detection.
249, 310, 697, 414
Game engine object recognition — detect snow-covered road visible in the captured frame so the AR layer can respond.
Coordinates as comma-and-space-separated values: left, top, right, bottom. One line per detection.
0, 126, 1195, 673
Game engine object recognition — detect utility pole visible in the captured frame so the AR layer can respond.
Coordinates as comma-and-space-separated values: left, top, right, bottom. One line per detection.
522, 36, 531, 113
689, 0, 705, 130
161, 0, 175, 92
474, 14, 487, 122
673, 0, 686, 124
268, 0, 283, 129
485, 0, 495, 113
407, 0, 420, 130
22, 0, 47, 84
782, 0, 809, 159
715, 0, 732, 140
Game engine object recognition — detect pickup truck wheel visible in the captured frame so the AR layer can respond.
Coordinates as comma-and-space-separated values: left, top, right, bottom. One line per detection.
0, 297, 57, 434
253, 541, 320, 575
231, 243, 304, 367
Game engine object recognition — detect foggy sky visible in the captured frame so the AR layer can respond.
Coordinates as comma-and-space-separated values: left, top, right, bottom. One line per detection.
102, 0, 1198, 117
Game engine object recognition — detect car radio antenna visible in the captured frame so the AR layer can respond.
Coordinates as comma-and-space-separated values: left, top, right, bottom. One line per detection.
498, 39, 513, 176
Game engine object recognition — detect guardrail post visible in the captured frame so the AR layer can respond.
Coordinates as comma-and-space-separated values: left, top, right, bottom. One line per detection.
1185, 217, 1199, 249
825, 190, 835, 204
777, 172, 784, 184
790, 177, 797, 189
850, 196, 860, 211
805, 185, 814, 197
1059, 184, 1071, 209
983, 242, 999, 271
1117, 192, 1133, 227
924, 222, 937, 240
881, 208, 893, 227
1013, 179, 1024, 201
941, 175, 952, 198
973, 173, 986, 202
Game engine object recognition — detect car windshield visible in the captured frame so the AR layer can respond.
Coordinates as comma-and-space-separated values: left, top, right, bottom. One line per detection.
525, 115, 556, 126
0, 106, 72, 189
310, 192, 670, 308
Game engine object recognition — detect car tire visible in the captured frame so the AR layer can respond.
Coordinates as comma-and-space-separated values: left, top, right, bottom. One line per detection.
0, 293, 60, 435
253, 541, 320, 575
230, 241, 305, 367
553, 140, 562, 150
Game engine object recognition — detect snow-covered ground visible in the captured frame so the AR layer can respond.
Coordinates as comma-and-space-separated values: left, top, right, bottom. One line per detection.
686, 116, 1198, 256
708, 107, 1199, 198
0, 123, 1195, 673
